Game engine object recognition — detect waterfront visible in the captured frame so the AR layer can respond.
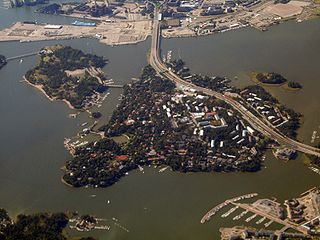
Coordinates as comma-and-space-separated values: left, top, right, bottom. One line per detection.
0, 6, 320, 239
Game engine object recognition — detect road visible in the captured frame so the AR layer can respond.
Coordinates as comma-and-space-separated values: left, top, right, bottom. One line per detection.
148, 7, 320, 157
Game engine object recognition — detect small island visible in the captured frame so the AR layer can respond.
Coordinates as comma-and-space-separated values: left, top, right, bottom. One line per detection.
252, 72, 303, 90
0, 54, 7, 70
287, 80, 303, 89
24, 45, 108, 109
254, 72, 287, 85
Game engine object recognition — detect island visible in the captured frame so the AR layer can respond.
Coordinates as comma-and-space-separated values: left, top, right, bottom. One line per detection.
63, 64, 272, 188
61, 58, 305, 188
0, 54, 7, 70
0, 208, 96, 240
254, 72, 287, 85
24, 45, 108, 109
287, 81, 303, 89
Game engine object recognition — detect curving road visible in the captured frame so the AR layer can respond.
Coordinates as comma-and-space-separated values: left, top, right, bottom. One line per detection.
149, 8, 320, 157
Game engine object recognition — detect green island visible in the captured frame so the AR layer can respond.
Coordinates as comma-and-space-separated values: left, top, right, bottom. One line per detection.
287, 81, 303, 89
251, 72, 303, 90
254, 72, 288, 85
24, 45, 108, 109
0, 208, 96, 240
0, 54, 7, 70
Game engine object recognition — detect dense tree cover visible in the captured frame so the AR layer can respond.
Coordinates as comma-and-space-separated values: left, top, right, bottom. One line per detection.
245, 85, 278, 103
0, 55, 7, 70
288, 81, 303, 89
167, 58, 234, 92
0, 209, 67, 240
25, 45, 108, 109
278, 105, 301, 139
0, 209, 97, 240
91, 111, 102, 119
256, 72, 287, 84
64, 137, 136, 187
37, 3, 63, 14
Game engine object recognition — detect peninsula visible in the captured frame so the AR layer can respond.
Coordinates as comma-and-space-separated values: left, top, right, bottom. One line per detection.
24, 45, 108, 109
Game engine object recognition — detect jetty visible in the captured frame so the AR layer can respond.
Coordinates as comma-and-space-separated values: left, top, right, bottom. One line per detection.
233, 210, 248, 221
221, 206, 239, 218
200, 193, 258, 223
245, 214, 257, 222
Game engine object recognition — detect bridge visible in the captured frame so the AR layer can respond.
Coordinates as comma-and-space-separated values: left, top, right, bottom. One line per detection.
6, 52, 39, 61
148, 6, 320, 157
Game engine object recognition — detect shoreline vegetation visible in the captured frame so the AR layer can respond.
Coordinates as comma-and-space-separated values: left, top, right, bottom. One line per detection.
24, 45, 109, 110
0, 54, 7, 70
250, 71, 303, 90
0, 208, 96, 240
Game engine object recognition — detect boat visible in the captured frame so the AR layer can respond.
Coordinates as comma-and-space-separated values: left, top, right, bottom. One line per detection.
72, 21, 96, 27
159, 166, 169, 173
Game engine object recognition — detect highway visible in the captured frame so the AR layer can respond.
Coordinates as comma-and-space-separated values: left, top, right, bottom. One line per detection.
148, 7, 320, 157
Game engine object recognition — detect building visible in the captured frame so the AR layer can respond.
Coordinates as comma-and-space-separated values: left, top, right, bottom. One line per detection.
166, 19, 181, 28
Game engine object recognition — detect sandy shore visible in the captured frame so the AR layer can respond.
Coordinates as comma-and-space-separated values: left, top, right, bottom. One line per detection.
22, 76, 76, 110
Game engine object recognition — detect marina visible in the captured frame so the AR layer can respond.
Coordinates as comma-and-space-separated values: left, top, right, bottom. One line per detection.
200, 193, 258, 223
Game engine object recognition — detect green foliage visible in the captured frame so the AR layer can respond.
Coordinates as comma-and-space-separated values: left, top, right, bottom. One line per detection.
288, 81, 302, 89
256, 72, 287, 84
25, 45, 108, 109
0, 211, 68, 240
0, 54, 7, 70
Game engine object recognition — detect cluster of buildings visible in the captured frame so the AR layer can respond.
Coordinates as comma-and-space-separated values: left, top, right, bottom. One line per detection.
285, 198, 306, 224
240, 88, 289, 128
232, 228, 309, 240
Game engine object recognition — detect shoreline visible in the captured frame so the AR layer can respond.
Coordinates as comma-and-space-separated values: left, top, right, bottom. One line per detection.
1, 18, 316, 47
22, 76, 76, 110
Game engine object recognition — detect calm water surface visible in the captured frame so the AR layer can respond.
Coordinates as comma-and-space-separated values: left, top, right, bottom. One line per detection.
0, 5, 320, 239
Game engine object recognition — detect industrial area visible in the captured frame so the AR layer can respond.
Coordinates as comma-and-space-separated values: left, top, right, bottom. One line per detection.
200, 187, 320, 239
1, 0, 319, 45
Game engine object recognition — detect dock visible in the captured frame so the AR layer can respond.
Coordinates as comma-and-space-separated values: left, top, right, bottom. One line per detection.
221, 206, 239, 218
200, 193, 258, 224
245, 214, 257, 222
256, 216, 266, 224
233, 210, 248, 221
